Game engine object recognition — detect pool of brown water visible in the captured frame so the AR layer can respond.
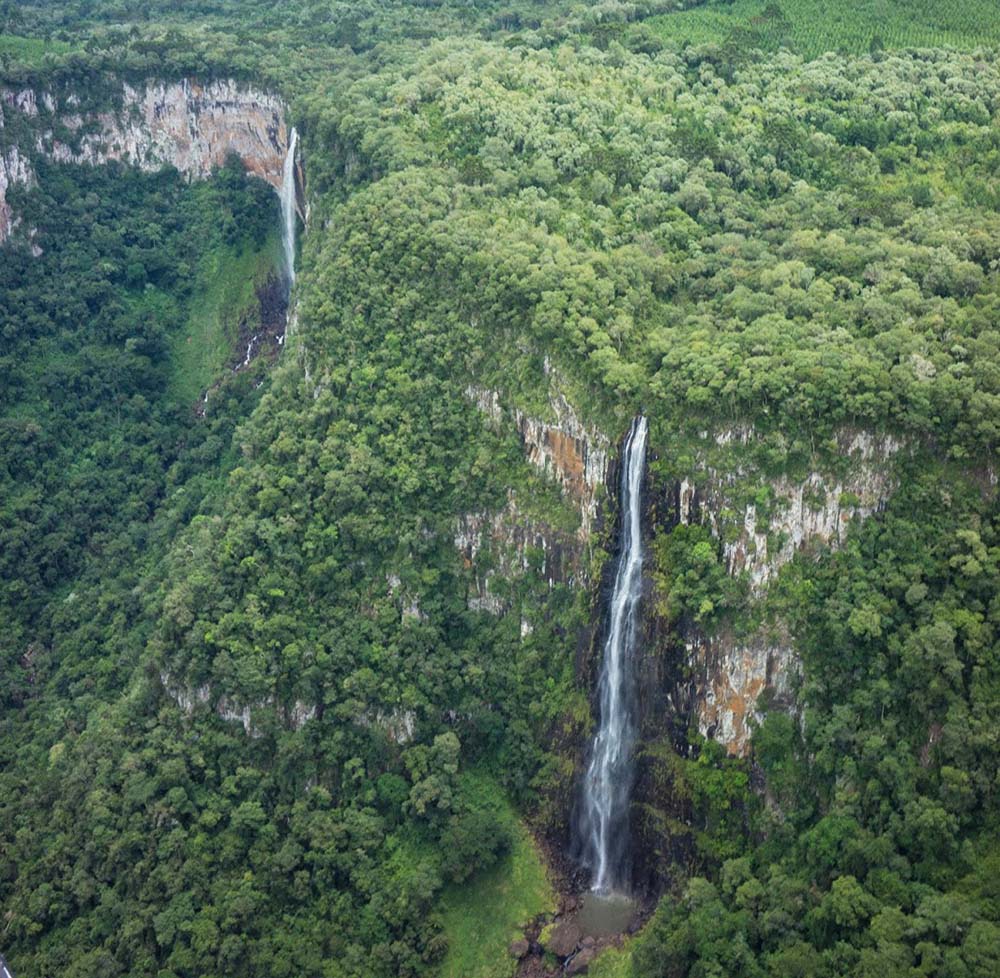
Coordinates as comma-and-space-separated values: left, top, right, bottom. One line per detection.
576, 891, 636, 938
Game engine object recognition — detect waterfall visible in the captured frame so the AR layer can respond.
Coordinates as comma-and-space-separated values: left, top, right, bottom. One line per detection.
280, 127, 298, 287
580, 415, 648, 894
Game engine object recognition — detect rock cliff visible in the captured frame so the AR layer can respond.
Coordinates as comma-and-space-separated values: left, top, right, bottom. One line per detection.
664, 426, 903, 754
1, 78, 290, 242
0, 143, 31, 239
675, 427, 902, 593
456, 368, 905, 759
458, 380, 610, 616
456, 391, 904, 759
466, 381, 609, 539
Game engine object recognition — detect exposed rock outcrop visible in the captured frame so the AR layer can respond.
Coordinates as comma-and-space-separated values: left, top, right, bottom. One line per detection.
567, 947, 597, 975
685, 629, 799, 750
357, 708, 417, 745
458, 394, 902, 758
0, 144, 31, 240
677, 428, 901, 593
1, 78, 291, 243
159, 670, 316, 737
459, 381, 610, 615
455, 491, 585, 615
159, 671, 418, 743
667, 427, 903, 754
466, 382, 609, 538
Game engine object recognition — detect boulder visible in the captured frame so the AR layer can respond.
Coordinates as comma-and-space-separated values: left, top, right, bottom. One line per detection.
566, 947, 597, 975
542, 919, 581, 958
508, 938, 530, 959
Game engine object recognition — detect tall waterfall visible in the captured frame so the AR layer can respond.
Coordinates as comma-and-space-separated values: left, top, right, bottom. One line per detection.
580, 415, 648, 894
280, 127, 298, 287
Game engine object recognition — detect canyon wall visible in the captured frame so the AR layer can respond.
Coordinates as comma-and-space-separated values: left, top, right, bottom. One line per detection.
662, 426, 903, 754
2, 70, 902, 762
458, 378, 611, 617
157, 370, 901, 755
4, 75, 299, 731
0, 78, 289, 242
459, 390, 903, 758
675, 427, 902, 594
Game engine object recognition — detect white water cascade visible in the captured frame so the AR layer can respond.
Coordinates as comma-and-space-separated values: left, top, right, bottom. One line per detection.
580, 415, 648, 894
280, 126, 298, 287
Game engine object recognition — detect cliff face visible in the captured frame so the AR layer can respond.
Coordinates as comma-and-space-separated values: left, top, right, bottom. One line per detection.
458, 380, 610, 616
456, 386, 903, 759
466, 382, 609, 537
675, 427, 902, 594
0, 78, 289, 242
0, 143, 31, 240
663, 427, 903, 754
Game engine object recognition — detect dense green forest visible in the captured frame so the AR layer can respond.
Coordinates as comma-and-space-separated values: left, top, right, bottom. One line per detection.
2, 1, 1000, 977
0, 158, 280, 652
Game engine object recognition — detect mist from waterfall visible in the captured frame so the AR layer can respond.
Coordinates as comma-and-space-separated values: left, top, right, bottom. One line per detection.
579, 415, 648, 895
280, 126, 298, 288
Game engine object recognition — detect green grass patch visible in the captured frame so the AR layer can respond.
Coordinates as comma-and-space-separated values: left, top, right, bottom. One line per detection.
168, 229, 282, 405
436, 798, 555, 978
649, 0, 1000, 57
588, 943, 635, 978
0, 33, 74, 66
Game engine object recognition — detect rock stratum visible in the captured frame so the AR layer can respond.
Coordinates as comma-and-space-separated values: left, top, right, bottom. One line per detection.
0, 78, 289, 241
672, 427, 902, 753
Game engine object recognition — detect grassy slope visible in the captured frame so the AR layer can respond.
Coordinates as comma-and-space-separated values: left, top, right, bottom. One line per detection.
437, 814, 555, 978
649, 0, 1000, 56
168, 229, 282, 405
0, 33, 74, 65
2, 236, 281, 419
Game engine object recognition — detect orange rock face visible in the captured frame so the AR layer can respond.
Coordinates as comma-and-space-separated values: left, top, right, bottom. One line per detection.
1, 79, 291, 242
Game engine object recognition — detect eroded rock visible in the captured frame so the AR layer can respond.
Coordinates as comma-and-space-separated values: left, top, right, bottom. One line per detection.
679, 428, 902, 594
1, 78, 291, 243
566, 947, 596, 975
542, 919, 581, 958
457, 375, 610, 615
670, 426, 904, 755
466, 375, 609, 539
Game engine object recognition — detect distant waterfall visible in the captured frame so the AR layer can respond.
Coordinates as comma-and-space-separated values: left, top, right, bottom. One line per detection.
280, 127, 298, 288
580, 416, 648, 894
